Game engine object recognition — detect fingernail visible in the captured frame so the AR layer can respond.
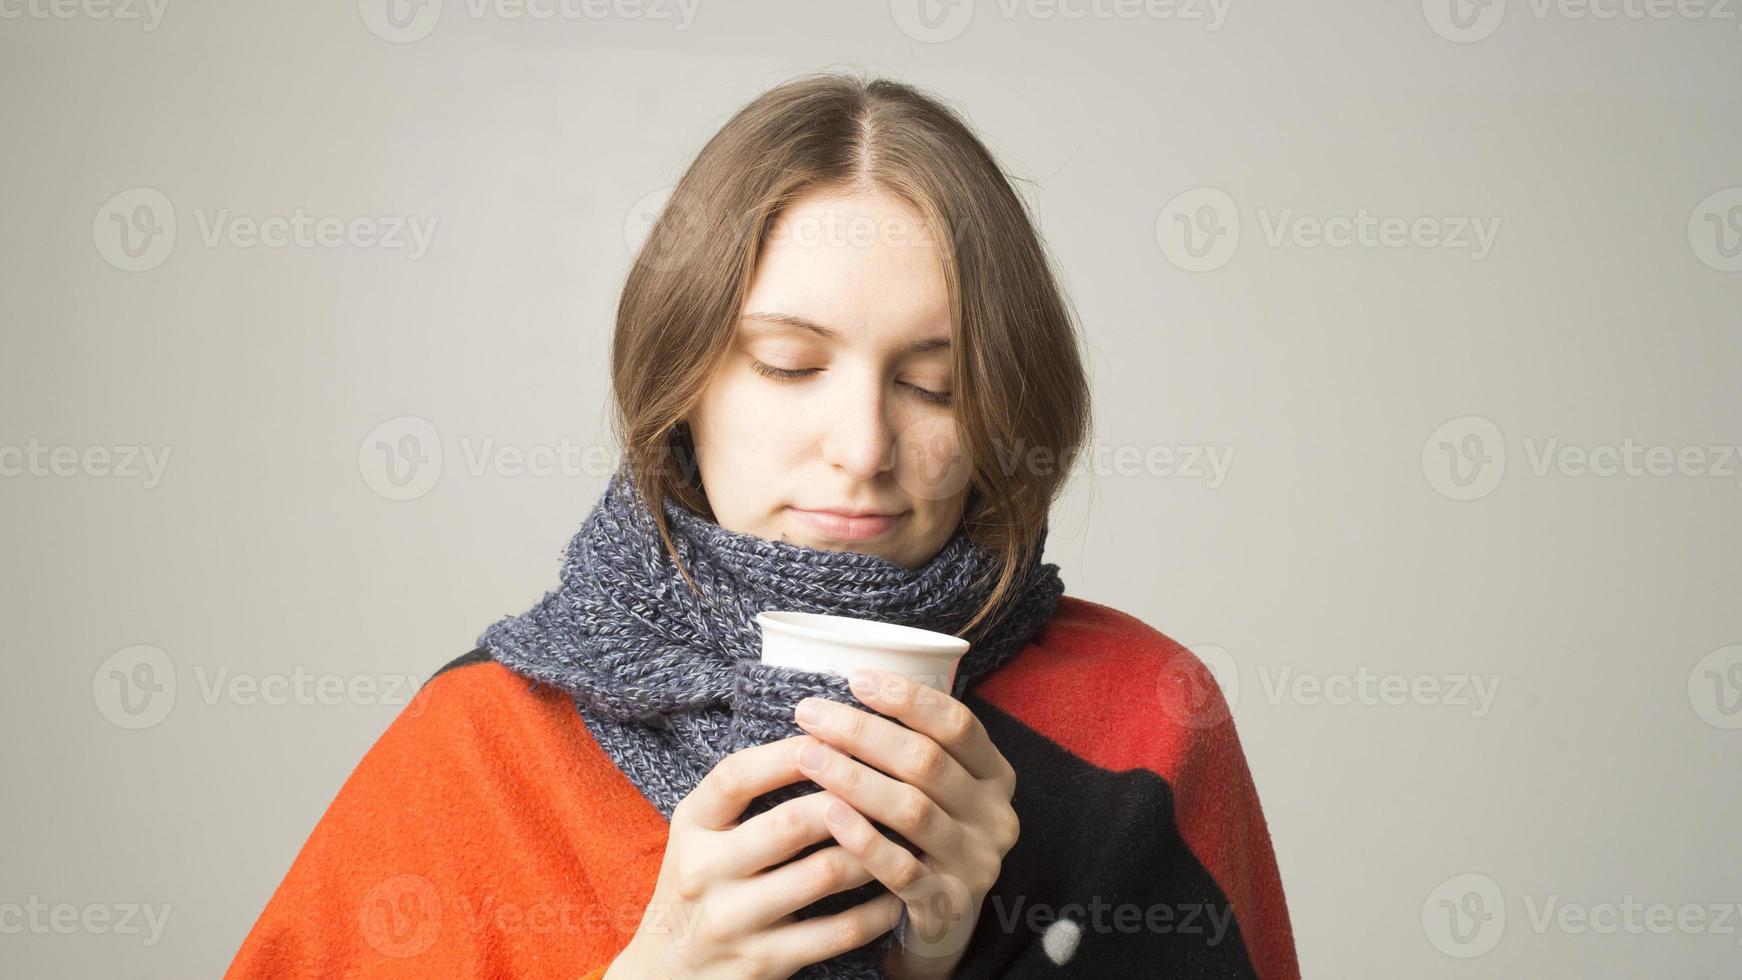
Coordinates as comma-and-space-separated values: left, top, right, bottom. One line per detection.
799, 743, 827, 770
795, 698, 824, 725
826, 801, 851, 824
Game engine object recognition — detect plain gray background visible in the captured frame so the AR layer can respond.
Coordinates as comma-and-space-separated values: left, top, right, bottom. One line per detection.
3, 1, 1740, 977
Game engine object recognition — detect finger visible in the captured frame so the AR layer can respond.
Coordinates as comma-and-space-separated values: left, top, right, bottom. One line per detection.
820, 799, 981, 961
681, 735, 817, 830
849, 669, 1012, 784
717, 790, 846, 879
820, 798, 932, 901
796, 737, 959, 856
795, 696, 979, 818
732, 843, 877, 931
762, 890, 904, 976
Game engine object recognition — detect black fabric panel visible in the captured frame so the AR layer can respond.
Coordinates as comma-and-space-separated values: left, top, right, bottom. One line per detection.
950, 693, 1259, 979
424, 647, 491, 686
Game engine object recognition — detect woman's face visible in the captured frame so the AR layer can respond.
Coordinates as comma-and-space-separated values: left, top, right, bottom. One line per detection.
683, 186, 971, 570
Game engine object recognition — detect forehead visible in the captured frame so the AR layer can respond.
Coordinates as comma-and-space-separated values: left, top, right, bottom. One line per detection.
746, 188, 951, 344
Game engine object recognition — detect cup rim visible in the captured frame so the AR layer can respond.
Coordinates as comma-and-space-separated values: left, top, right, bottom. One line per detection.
755, 610, 970, 657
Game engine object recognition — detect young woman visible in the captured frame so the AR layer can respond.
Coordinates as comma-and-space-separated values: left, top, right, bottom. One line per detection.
226, 72, 1298, 980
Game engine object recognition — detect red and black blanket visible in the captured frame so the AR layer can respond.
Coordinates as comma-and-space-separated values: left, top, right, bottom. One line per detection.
227, 595, 1299, 978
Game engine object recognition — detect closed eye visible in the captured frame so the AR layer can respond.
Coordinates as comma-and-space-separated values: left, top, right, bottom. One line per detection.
747, 360, 819, 382
748, 359, 952, 406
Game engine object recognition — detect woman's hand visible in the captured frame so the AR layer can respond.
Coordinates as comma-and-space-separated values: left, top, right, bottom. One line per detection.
608, 736, 905, 980
792, 669, 1021, 980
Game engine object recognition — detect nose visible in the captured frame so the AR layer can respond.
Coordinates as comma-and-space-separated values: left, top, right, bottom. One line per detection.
819, 369, 898, 481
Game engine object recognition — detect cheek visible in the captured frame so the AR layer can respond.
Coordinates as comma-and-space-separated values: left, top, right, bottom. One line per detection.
696, 378, 807, 464
698, 372, 775, 437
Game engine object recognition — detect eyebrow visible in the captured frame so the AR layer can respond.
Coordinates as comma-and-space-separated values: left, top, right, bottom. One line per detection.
740, 311, 952, 354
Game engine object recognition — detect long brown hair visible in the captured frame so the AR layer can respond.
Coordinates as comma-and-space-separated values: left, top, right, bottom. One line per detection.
611, 70, 1091, 636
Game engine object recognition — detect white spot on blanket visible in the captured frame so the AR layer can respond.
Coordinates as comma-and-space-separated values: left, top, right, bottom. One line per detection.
1041, 917, 1082, 965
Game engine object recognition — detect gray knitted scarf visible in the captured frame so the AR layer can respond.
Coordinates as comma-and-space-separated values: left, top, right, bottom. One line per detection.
476, 464, 1064, 978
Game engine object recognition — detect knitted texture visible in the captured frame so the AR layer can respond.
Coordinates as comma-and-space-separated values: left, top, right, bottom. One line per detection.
476, 464, 1064, 978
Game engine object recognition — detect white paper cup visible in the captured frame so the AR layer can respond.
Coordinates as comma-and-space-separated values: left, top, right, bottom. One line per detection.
755, 611, 970, 696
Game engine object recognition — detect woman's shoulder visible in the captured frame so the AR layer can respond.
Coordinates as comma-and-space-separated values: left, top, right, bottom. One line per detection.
371, 646, 585, 754
427, 646, 494, 682
409, 650, 668, 819
1009, 593, 1209, 691
1043, 593, 1187, 647
973, 594, 1241, 769
287, 646, 659, 834
225, 650, 667, 976
419, 645, 555, 705
412, 646, 602, 742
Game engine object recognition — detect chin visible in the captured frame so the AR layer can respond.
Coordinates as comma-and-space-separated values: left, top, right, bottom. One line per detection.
794, 529, 899, 561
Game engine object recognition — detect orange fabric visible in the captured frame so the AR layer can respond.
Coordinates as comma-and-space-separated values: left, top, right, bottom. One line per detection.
225, 653, 671, 978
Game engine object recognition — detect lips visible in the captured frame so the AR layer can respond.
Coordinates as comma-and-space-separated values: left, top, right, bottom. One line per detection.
788, 507, 908, 541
